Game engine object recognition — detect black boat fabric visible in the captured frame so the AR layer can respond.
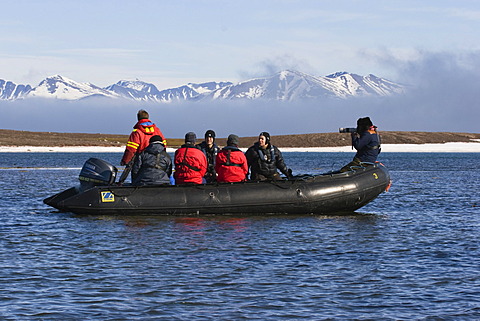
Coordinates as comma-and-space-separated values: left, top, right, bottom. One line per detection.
44, 163, 390, 216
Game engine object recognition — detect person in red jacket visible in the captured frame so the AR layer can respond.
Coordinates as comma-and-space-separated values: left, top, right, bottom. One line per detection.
121, 109, 167, 166
174, 132, 207, 185
215, 134, 248, 183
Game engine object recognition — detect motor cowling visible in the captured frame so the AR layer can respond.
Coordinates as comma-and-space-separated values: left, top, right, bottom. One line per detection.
79, 158, 118, 191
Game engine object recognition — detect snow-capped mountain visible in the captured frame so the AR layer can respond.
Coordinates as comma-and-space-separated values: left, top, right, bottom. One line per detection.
0, 71, 405, 102
203, 70, 405, 101
106, 80, 233, 102
205, 70, 332, 100
26, 75, 119, 100
0, 79, 32, 100
105, 80, 163, 102
325, 71, 405, 97
188, 81, 233, 94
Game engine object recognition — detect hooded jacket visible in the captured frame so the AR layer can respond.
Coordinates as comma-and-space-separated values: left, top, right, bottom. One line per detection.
132, 141, 172, 186
121, 119, 166, 165
174, 145, 207, 184
215, 146, 248, 183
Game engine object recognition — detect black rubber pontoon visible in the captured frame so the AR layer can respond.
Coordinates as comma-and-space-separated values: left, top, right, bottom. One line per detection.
44, 158, 390, 216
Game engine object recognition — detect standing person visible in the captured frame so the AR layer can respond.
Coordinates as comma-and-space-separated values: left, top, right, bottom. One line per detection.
245, 132, 293, 181
121, 109, 167, 167
196, 129, 220, 183
215, 134, 248, 183
174, 132, 207, 185
340, 117, 381, 172
131, 135, 172, 186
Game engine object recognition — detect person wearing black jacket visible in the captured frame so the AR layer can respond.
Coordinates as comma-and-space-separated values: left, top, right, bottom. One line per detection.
131, 135, 172, 186
245, 132, 293, 181
196, 129, 220, 183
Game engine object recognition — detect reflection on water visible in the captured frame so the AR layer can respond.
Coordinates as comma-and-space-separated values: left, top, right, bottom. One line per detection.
0, 152, 479, 320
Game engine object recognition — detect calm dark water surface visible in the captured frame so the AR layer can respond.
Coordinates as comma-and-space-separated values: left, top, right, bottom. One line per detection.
0, 152, 479, 320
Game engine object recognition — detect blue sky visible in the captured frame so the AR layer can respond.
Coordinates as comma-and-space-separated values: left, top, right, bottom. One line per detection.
2, 0, 480, 89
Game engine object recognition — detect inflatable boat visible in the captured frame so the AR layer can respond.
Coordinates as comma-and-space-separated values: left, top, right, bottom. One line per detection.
44, 158, 391, 216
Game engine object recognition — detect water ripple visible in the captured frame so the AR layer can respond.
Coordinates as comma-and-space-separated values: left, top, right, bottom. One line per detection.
0, 153, 479, 320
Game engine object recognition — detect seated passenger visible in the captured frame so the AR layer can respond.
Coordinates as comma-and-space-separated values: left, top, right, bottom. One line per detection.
174, 132, 207, 184
215, 134, 248, 183
340, 117, 381, 172
131, 135, 172, 186
196, 129, 220, 183
245, 132, 293, 181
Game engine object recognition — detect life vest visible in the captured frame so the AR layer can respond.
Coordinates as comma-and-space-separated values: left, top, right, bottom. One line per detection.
252, 144, 278, 176
215, 147, 248, 183
144, 149, 170, 171
221, 149, 243, 167
177, 146, 201, 171
198, 142, 219, 164
256, 145, 275, 164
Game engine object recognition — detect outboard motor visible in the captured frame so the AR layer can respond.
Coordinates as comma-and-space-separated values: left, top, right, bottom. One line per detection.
79, 158, 118, 191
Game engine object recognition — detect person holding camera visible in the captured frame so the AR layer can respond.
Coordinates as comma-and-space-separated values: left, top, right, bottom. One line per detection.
340, 117, 381, 172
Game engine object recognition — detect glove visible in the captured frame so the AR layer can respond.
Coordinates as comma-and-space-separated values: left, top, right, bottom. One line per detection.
287, 168, 294, 180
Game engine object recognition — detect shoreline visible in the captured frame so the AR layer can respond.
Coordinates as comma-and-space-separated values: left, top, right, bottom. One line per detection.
1, 141, 480, 153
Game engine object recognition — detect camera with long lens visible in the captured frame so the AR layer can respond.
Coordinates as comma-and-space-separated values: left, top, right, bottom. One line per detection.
339, 127, 356, 133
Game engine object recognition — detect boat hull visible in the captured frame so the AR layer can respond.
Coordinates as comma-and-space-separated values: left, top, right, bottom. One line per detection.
44, 164, 390, 216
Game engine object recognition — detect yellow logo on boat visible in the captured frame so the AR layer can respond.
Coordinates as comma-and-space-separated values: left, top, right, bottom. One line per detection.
101, 191, 115, 202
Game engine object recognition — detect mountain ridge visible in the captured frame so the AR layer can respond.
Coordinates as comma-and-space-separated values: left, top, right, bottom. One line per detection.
0, 70, 405, 103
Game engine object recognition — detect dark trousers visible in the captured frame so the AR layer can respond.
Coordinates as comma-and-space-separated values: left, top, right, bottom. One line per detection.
251, 172, 282, 181
340, 158, 374, 172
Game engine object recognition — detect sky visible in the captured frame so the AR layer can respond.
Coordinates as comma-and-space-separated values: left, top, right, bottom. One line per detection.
1, 0, 480, 136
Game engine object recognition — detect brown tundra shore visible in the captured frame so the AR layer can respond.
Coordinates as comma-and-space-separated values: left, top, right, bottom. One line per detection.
0, 129, 479, 149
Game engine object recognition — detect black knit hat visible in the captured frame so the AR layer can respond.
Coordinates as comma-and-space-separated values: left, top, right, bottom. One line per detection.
149, 135, 163, 144
205, 129, 216, 140
185, 132, 197, 144
356, 117, 374, 132
227, 134, 239, 146
357, 117, 373, 127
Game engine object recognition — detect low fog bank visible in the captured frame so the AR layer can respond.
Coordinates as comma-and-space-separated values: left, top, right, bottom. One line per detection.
1, 95, 476, 139
1, 51, 478, 138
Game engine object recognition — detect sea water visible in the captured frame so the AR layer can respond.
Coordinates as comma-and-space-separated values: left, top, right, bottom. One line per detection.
0, 152, 479, 320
